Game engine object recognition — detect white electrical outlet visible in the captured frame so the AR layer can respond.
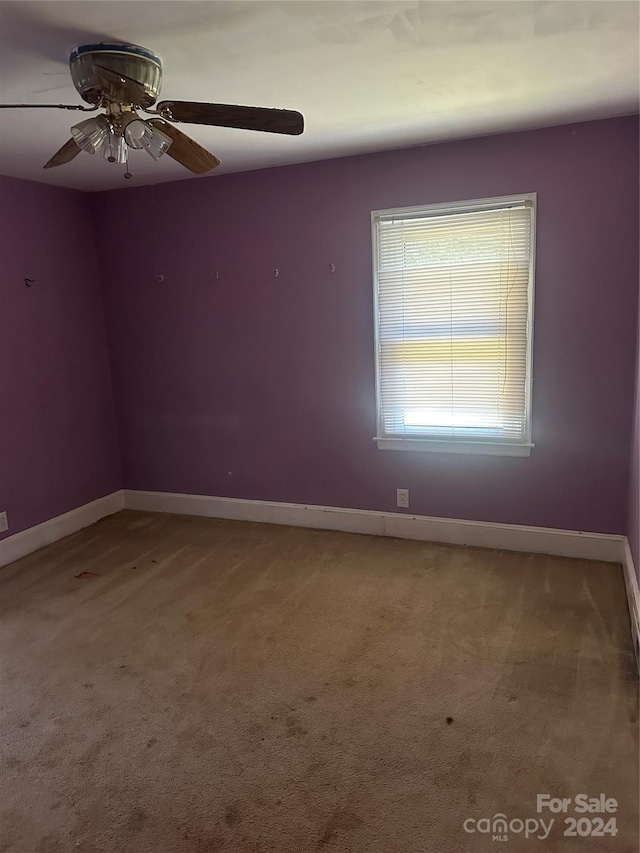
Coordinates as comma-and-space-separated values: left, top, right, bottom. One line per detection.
396, 489, 409, 508
0, 511, 7, 533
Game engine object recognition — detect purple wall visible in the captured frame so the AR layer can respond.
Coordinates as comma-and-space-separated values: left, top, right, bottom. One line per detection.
0, 175, 121, 539
92, 116, 639, 535
629, 287, 640, 578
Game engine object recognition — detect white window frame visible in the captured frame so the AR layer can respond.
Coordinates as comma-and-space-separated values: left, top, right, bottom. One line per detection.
371, 193, 536, 457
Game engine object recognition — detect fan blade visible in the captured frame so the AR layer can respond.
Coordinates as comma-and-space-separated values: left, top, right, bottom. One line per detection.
94, 64, 149, 106
0, 103, 96, 111
43, 138, 82, 169
156, 101, 304, 135
148, 120, 220, 174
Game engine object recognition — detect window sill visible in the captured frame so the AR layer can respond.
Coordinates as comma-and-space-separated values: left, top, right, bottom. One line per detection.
375, 437, 534, 457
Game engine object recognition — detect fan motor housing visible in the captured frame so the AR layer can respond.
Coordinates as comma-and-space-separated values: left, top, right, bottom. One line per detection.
70, 43, 163, 108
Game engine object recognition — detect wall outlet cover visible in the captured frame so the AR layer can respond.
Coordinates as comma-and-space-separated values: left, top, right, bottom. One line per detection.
396, 489, 409, 508
0, 511, 7, 533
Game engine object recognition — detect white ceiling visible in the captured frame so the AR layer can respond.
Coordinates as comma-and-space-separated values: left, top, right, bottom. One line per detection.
0, 0, 638, 192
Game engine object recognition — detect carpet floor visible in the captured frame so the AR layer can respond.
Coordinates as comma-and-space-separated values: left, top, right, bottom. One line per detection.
0, 510, 638, 852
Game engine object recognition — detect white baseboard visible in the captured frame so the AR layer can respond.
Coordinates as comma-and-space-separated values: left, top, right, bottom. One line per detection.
0, 491, 125, 569
622, 540, 640, 667
123, 489, 627, 563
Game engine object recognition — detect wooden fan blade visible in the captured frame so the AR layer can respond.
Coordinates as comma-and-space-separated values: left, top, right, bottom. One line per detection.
0, 104, 96, 111
148, 120, 220, 174
94, 64, 149, 106
43, 138, 82, 169
156, 101, 304, 135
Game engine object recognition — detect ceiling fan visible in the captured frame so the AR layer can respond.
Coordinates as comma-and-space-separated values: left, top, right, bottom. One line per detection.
0, 42, 304, 178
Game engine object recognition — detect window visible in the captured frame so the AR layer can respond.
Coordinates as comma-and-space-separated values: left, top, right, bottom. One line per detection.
372, 194, 536, 457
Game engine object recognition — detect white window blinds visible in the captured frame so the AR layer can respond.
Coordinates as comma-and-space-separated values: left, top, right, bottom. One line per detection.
372, 195, 535, 455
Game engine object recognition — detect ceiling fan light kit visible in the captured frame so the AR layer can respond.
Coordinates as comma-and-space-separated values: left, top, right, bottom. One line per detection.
121, 114, 152, 148
70, 115, 111, 154
0, 41, 304, 178
70, 108, 172, 167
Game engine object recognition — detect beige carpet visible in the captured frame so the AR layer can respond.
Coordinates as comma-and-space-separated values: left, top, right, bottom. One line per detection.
0, 510, 638, 852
